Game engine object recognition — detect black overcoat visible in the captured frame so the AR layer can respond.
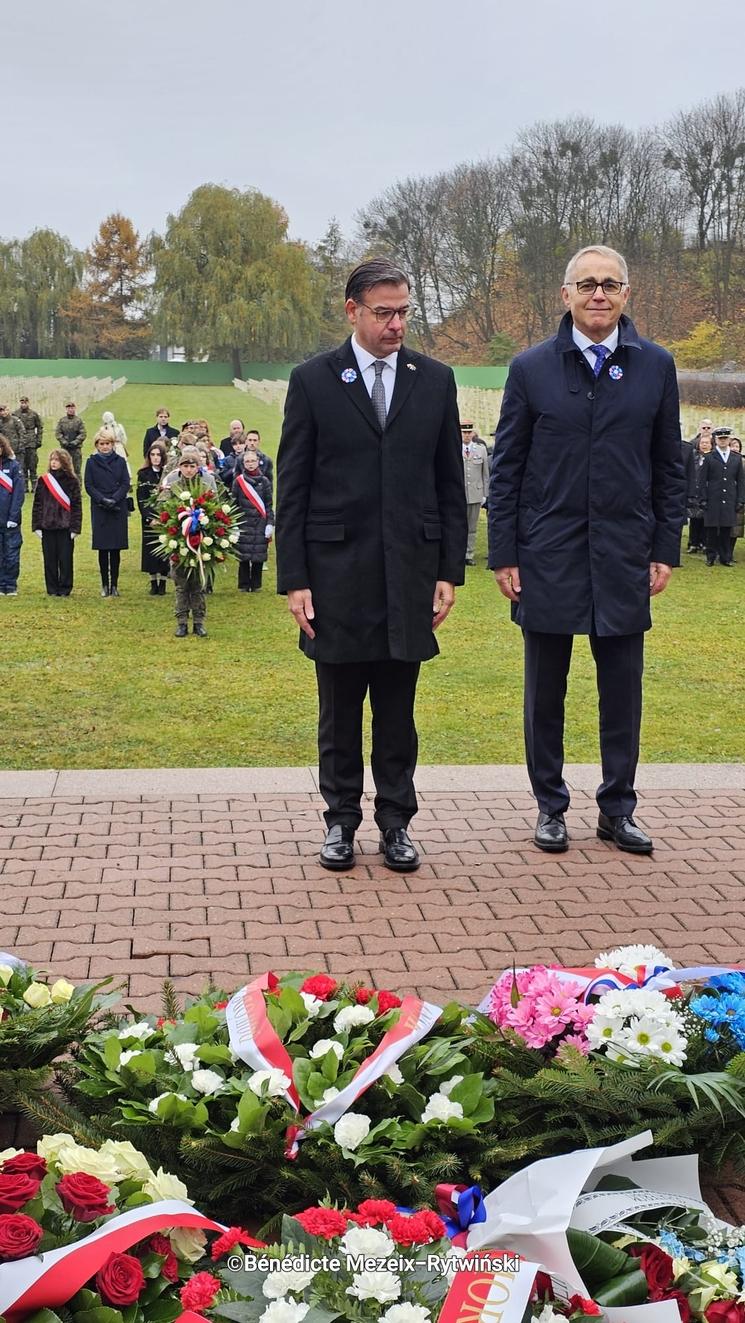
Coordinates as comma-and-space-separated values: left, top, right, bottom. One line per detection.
697, 450, 745, 527
84, 452, 130, 551
487, 312, 686, 636
233, 471, 274, 563
136, 465, 165, 573
143, 424, 178, 457
276, 337, 467, 663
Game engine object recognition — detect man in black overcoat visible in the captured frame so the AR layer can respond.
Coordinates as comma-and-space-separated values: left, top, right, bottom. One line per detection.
488, 245, 686, 855
276, 258, 467, 872
142, 408, 179, 457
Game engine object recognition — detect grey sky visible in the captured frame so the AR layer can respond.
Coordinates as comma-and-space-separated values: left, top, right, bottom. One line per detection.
7, 0, 745, 252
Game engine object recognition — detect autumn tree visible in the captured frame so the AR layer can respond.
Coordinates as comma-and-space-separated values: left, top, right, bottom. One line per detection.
0, 230, 84, 357
64, 214, 151, 358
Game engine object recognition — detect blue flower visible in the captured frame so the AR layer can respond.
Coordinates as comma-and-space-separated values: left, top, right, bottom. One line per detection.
704, 1027, 720, 1042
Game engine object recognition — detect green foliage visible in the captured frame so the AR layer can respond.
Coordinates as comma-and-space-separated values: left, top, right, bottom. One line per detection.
487, 331, 518, 364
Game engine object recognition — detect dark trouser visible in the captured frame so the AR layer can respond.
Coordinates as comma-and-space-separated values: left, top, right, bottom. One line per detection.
98, 549, 121, 588
523, 630, 644, 818
174, 569, 206, 622
42, 529, 74, 594
706, 526, 732, 563
238, 560, 264, 590
687, 516, 704, 549
0, 524, 22, 591
63, 445, 82, 479
18, 446, 39, 487
315, 659, 420, 831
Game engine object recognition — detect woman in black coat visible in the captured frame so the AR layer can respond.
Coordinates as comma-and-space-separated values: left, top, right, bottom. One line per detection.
84, 428, 130, 597
232, 449, 274, 591
136, 441, 168, 594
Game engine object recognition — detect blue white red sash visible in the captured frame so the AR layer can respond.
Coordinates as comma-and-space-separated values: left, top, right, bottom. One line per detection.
41, 471, 71, 510
236, 473, 267, 518
0, 469, 12, 493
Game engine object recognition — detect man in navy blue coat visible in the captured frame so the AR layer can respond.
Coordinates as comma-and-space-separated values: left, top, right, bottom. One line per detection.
488, 245, 686, 855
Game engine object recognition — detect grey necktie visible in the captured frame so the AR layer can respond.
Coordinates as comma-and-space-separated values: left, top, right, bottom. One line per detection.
371, 359, 387, 429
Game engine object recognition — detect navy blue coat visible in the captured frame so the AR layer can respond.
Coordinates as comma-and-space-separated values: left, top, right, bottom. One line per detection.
84, 452, 130, 551
488, 313, 686, 636
0, 458, 25, 525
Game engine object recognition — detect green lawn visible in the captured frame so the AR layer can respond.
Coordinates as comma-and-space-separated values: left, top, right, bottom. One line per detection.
3, 382, 744, 769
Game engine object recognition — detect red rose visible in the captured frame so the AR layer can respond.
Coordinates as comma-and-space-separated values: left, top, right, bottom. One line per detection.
568, 1295, 602, 1317
0, 1213, 44, 1260
350, 1198, 398, 1226
355, 987, 374, 1004
2, 1153, 47, 1180
629, 1242, 674, 1293
388, 1211, 447, 1246
149, 1233, 179, 1282
56, 1172, 114, 1222
377, 990, 403, 1013
705, 1302, 745, 1323
300, 974, 338, 1001
159, 511, 170, 523
0, 1173, 42, 1213
180, 1272, 222, 1309
95, 1252, 146, 1305
294, 1207, 348, 1238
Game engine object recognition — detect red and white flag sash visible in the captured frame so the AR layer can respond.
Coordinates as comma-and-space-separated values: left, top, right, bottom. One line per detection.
236, 474, 267, 518
0, 1199, 247, 1319
40, 471, 71, 510
438, 1250, 541, 1323
226, 973, 442, 1156
0, 470, 12, 493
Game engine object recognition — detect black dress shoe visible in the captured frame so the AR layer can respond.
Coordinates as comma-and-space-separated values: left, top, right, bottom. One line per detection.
193, 621, 208, 636
174, 622, 188, 637
597, 812, 653, 854
320, 824, 356, 871
378, 827, 420, 872
534, 812, 568, 852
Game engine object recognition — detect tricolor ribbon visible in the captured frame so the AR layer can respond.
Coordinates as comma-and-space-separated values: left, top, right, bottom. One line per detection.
236, 473, 267, 518
0, 470, 13, 493
226, 973, 442, 1158
436, 1183, 487, 1246
178, 501, 208, 585
40, 471, 71, 510
480, 963, 745, 1014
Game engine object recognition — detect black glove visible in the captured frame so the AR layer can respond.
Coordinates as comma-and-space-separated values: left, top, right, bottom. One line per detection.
100, 497, 117, 509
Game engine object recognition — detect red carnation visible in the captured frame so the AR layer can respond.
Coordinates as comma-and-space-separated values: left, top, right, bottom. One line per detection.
210, 1226, 263, 1260
388, 1211, 447, 1246
705, 1302, 745, 1323
355, 987, 374, 1004
214, 1000, 229, 1010
2, 1153, 47, 1180
300, 974, 338, 1001
568, 1296, 602, 1317
0, 1172, 42, 1213
0, 1213, 43, 1260
149, 1233, 179, 1282
294, 1207, 348, 1238
350, 1198, 398, 1226
629, 1242, 674, 1293
377, 990, 402, 1013
180, 1272, 222, 1310
56, 1172, 114, 1222
156, 1016, 176, 1028
95, 1252, 146, 1305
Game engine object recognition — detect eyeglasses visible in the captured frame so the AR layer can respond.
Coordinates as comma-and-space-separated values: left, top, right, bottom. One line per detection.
570, 278, 627, 296
359, 302, 415, 323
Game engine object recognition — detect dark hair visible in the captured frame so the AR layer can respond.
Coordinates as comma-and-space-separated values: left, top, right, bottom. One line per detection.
139, 441, 168, 474
246, 428, 260, 440
345, 258, 410, 303
0, 434, 14, 459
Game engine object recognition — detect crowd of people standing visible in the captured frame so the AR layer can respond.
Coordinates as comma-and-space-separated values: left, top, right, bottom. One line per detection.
683, 418, 745, 565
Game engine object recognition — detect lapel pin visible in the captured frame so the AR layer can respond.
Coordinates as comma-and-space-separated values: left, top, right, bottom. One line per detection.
341, 368, 357, 383
406, 362, 416, 371
608, 365, 623, 380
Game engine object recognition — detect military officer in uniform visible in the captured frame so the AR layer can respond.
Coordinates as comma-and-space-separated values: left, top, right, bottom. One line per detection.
13, 396, 43, 491
55, 402, 86, 479
698, 426, 745, 566
461, 421, 489, 564
0, 404, 24, 458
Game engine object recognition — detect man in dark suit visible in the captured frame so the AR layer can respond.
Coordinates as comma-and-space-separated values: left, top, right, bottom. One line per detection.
488, 244, 686, 856
277, 258, 467, 872
698, 426, 745, 565
142, 408, 179, 457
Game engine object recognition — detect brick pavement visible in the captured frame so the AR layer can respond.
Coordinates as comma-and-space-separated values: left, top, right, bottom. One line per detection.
2, 770, 745, 1009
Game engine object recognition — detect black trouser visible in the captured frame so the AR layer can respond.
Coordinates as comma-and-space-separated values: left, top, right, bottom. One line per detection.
42, 529, 74, 595
238, 560, 264, 590
523, 630, 644, 818
98, 549, 121, 587
315, 659, 420, 831
706, 526, 732, 563
687, 516, 705, 549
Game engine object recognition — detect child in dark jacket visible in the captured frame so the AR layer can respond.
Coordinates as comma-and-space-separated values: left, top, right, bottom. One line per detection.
31, 449, 83, 596
0, 434, 25, 595
232, 448, 274, 591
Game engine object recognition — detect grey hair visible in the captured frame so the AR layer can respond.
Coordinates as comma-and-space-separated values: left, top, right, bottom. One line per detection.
563, 245, 629, 285
345, 258, 410, 303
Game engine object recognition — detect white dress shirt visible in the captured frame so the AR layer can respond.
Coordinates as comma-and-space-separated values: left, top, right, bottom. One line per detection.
351, 334, 398, 412
715, 444, 731, 463
572, 324, 619, 371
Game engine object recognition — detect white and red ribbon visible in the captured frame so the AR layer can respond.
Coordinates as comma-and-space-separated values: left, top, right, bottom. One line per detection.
236, 474, 267, 518
0, 470, 13, 493
40, 472, 71, 510
438, 1250, 541, 1323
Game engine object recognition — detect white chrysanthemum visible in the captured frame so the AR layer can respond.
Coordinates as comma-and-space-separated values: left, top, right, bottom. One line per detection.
651, 1029, 688, 1066
421, 1094, 464, 1125
98, 1140, 153, 1183
334, 1005, 375, 1033
595, 944, 673, 977
259, 1301, 310, 1323
309, 1038, 344, 1060
380, 1307, 432, 1323
535, 1306, 569, 1323
346, 1270, 401, 1303
262, 1268, 318, 1299
248, 1068, 292, 1097
385, 1064, 404, 1085
586, 1013, 626, 1049
340, 1226, 396, 1259
142, 1166, 192, 1205
168, 1226, 206, 1261
117, 1020, 155, 1042
333, 1112, 371, 1151
595, 987, 684, 1028
439, 1075, 464, 1097
300, 992, 323, 1018
191, 1068, 224, 1094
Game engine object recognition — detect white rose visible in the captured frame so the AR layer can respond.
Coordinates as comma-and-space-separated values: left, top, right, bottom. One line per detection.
55, 1141, 122, 1184
381, 1307, 432, 1323
168, 1226, 206, 1261
98, 1140, 154, 1184
50, 978, 76, 1003
142, 1165, 192, 1204
23, 982, 52, 1008
119, 1049, 143, 1068
262, 1268, 317, 1298
203, 536, 213, 546
300, 992, 323, 1018
439, 1075, 464, 1097
346, 1270, 401, 1303
421, 1094, 463, 1125
333, 1005, 375, 1033
203, 552, 212, 560
117, 1021, 154, 1042
333, 1112, 371, 1151
168, 539, 178, 549
219, 538, 230, 548
36, 1133, 73, 1165
321, 1086, 340, 1104
259, 1302, 310, 1323
0, 1147, 21, 1164
0, 965, 15, 986
228, 532, 239, 542
385, 1064, 404, 1085
191, 1067, 224, 1095
221, 504, 231, 514
171, 1041, 200, 1072
309, 1039, 344, 1061
341, 1226, 395, 1258
248, 1068, 292, 1098
178, 490, 190, 500
148, 1091, 188, 1114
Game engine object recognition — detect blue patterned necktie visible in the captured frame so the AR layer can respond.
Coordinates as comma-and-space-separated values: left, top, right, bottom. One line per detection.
588, 344, 610, 377
372, 360, 388, 429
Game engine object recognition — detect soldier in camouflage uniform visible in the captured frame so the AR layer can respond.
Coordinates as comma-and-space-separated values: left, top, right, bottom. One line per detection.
55, 402, 86, 478
0, 404, 24, 459
13, 397, 44, 491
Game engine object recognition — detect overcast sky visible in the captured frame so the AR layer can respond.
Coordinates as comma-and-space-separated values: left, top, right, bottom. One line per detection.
6, 0, 745, 252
